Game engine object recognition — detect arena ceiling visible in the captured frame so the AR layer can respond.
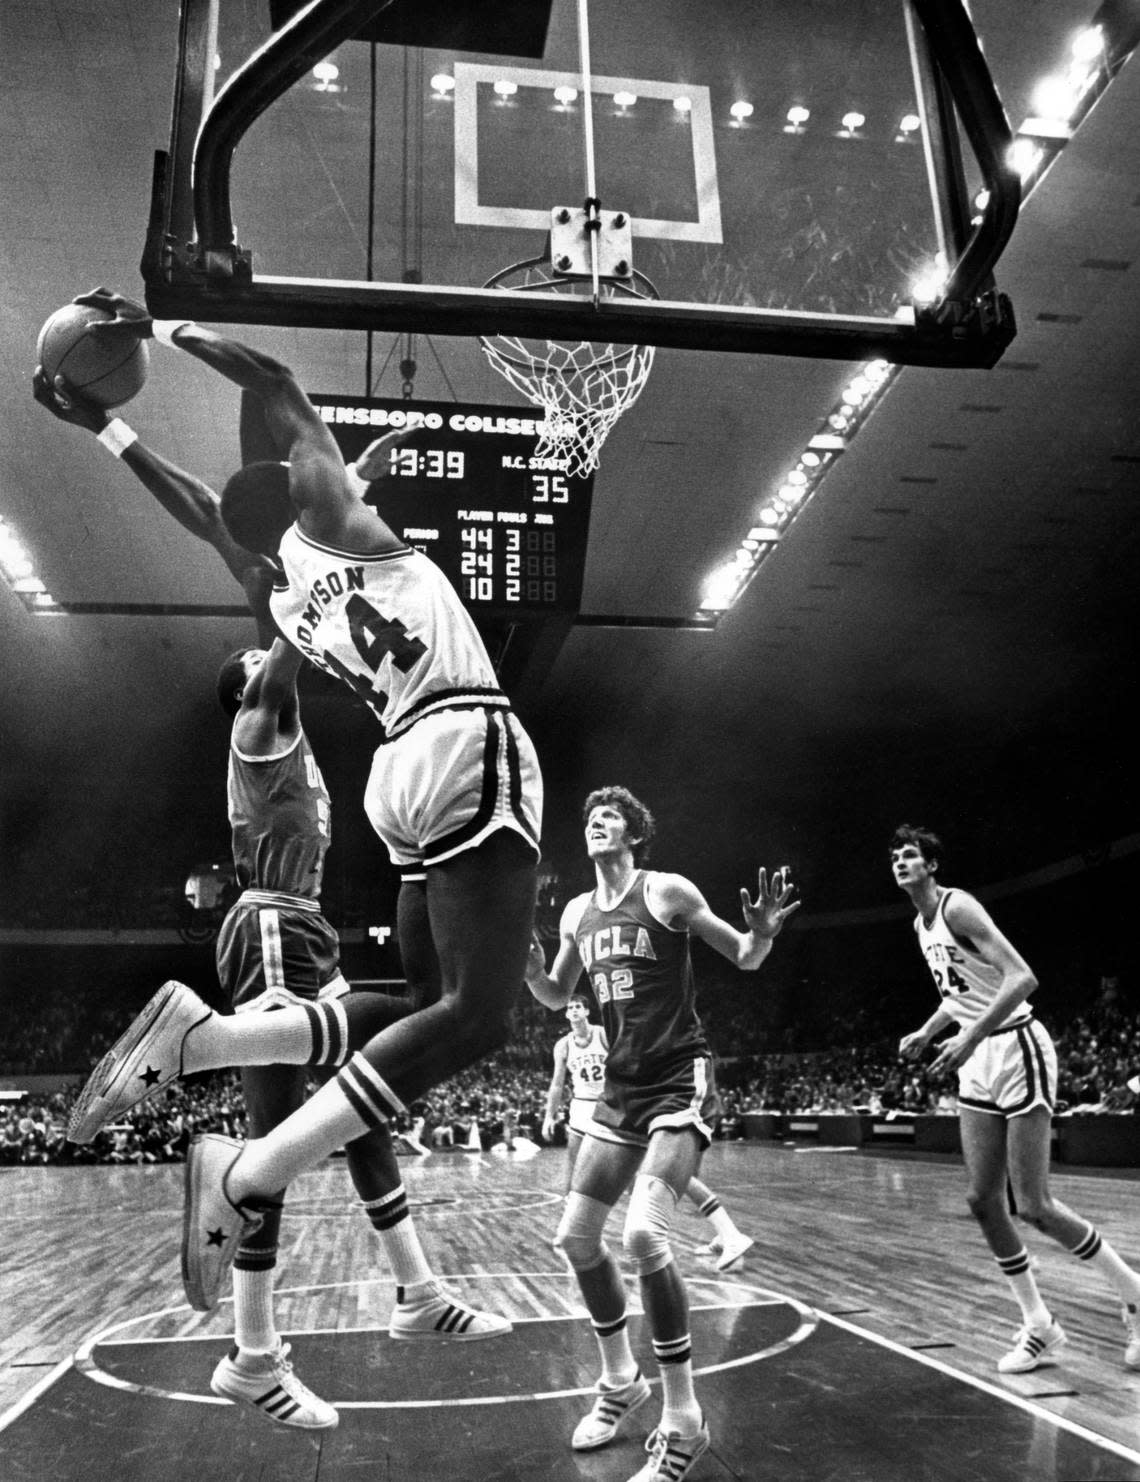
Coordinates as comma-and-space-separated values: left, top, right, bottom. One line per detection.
1, 0, 1138, 922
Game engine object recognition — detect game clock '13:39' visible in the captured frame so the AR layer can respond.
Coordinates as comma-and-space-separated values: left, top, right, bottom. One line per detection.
312, 394, 595, 617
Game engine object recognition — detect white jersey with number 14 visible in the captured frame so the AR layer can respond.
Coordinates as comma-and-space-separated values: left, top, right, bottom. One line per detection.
271, 524, 507, 739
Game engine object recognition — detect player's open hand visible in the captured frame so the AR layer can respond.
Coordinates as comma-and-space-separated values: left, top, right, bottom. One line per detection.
927, 1029, 976, 1076
741, 866, 800, 939
32, 366, 107, 433
524, 929, 547, 986
74, 287, 153, 343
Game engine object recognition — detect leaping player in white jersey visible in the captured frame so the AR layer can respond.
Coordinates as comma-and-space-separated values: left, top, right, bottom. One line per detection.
544, 993, 754, 1268
36, 347, 513, 1427
74, 289, 542, 1320
892, 824, 1140, 1375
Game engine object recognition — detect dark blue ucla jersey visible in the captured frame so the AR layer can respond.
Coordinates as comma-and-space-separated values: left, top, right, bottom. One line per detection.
573, 869, 708, 1083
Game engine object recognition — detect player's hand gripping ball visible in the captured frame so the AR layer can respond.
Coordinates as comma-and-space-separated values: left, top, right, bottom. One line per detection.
35, 302, 149, 409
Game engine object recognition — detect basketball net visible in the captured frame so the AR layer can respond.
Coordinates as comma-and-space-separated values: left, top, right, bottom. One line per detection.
480, 1, 654, 478
479, 263, 657, 479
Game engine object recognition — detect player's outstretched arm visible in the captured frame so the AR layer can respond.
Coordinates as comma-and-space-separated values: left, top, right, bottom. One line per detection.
526, 902, 586, 1010
33, 363, 276, 610
73, 290, 393, 551
657, 867, 799, 970
232, 637, 305, 754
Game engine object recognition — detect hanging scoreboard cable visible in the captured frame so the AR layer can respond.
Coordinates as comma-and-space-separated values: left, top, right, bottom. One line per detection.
312, 395, 595, 617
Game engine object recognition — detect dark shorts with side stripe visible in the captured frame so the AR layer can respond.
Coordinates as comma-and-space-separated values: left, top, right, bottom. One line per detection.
363, 704, 542, 872
216, 894, 345, 1011
587, 1055, 721, 1150
957, 1017, 1057, 1118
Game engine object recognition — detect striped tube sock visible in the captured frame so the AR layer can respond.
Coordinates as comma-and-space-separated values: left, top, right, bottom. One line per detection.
696, 1195, 738, 1244
593, 1314, 637, 1388
336, 1053, 406, 1125
303, 1000, 350, 1066
361, 1185, 434, 1291
1070, 1224, 1140, 1304
653, 1333, 701, 1436
191, 999, 349, 1071
995, 1248, 1051, 1328
232, 1267, 278, 1354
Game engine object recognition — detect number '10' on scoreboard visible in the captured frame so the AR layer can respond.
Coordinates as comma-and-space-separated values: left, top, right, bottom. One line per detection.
312, 395, 595, 617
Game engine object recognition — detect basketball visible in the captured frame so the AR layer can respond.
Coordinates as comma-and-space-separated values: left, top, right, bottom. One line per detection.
35, 302, 150, 408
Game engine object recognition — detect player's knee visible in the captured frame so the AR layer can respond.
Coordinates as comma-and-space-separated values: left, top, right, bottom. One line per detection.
623, 1174, 677, 1277
434, 994, 509, 1063
554, 1193, 610, 1272
1014, 1193, 1052, 1228
965, 1186, 1010, 1223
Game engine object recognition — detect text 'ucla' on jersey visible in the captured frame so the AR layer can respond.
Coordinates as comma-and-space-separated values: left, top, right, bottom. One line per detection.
570, 869, 708, 1084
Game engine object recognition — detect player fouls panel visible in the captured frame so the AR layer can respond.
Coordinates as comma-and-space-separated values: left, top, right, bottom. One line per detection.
314, 395, 595, 617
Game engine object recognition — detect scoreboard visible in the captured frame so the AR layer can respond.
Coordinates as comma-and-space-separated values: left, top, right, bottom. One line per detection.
312, 394, 595, 616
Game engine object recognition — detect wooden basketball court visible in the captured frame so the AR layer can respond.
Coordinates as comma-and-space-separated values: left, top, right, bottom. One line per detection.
4, 1141, 1140, 1480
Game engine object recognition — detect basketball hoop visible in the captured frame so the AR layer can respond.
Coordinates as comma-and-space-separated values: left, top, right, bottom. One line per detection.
479, 258, 659, 478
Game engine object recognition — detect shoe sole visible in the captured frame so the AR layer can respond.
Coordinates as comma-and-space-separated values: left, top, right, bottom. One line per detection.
68, 982, 205, 1143
571, 1382, 652, 1451
390, 1326, 512, 1342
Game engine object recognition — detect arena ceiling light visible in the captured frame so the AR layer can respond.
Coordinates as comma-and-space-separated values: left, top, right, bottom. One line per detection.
0, 517, 59, 615
693, 2, 1132, 622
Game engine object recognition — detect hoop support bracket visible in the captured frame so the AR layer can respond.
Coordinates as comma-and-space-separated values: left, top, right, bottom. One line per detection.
550, 206, 633, 281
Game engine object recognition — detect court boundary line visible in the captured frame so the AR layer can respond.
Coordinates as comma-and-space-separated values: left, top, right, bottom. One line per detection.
820, 1312, 1140, 1469
0, 1356, 75, 1436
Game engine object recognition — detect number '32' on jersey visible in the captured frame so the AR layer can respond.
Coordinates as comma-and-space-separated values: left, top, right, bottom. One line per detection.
569, 869, 709, 1084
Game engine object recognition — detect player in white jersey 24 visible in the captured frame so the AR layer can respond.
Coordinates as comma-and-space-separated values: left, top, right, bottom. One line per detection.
74, 290, 541, 1320
543, 993, 753, 1268
892, 824, 1140, 1375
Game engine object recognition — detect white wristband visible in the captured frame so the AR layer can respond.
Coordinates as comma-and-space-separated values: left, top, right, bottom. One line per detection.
151, 319, 194, 348
97, 419, 139, 458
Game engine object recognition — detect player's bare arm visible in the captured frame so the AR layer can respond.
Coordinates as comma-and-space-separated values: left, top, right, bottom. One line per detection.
34, 358, 285, 646
543, 1038, 569, 1139
232, 639, 305, 756
526, 900, 586, 1010
651, 866, 799, 970
73, 289, 402, 554
34, 363, 269, 585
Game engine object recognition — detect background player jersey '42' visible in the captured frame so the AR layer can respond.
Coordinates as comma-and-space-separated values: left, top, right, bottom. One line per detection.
566, 1024, 608, 1102
570, 869, 708, 1084
271, 526, 507, 739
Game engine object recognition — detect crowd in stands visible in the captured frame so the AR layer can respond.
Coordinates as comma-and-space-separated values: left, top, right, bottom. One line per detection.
2, 978, 1138, 1166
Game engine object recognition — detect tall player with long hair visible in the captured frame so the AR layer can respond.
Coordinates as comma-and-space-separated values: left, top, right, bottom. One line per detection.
892, 823, 1140, 1374
527, 785, 797, 1482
